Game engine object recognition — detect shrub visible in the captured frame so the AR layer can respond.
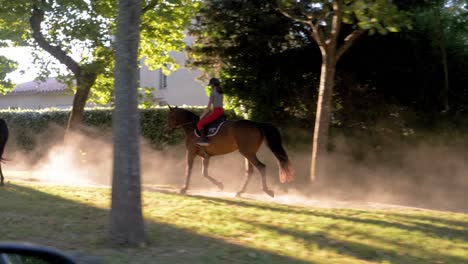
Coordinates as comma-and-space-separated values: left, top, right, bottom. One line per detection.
0, 107, 239, 152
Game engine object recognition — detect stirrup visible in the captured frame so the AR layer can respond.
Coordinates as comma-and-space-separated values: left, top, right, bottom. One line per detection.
197, 141, 210, 146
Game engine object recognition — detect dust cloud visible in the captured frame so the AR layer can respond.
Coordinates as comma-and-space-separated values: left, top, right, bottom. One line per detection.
3, 125, 248, 190
3, 125, 468, 213
311, 134, 468, 213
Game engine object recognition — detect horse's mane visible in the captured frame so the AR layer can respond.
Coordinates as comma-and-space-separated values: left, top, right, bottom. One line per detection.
179, 108, 200, 122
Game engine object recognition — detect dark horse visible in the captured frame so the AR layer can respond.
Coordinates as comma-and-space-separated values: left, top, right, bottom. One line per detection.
0, 119, 8, 186
167, 106, 294, 197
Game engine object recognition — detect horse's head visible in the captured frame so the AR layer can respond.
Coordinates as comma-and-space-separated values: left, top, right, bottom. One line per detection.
167, 104, 180, 129
167, 105, 199, 129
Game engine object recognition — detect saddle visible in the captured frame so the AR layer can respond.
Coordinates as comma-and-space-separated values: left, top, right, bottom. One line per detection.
195, 115, 227, 137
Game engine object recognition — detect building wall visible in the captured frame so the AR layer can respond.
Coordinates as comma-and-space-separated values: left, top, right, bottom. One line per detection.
0, 94, 74, 110
139, 44, 208, 107
0, 34, 208, 110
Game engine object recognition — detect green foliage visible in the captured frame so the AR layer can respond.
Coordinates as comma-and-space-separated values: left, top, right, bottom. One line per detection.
190, 0, 468, 130
138, 86, 157, 109
0, 55, 17, 93
189, 0, 320, 123
140, 0, 201, 75
0, 0, 200, 105
190, 0, 413, 124
277, 0, 412, 39
335, 0, 468, 115
204, 85, 210, 97
344, 0, 412, 34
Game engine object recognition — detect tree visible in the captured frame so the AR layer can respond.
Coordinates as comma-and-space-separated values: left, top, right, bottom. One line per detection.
336, 0, 467, 114
277, 0, 410, 181
0, 0, 199, 131
108, 0, 145, 246
0, 56, 17, 93
188, 0, 321, 123
411, 0, 467, 112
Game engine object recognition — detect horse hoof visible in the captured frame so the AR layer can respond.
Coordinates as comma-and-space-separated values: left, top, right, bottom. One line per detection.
217, 182, 224, 190
235, 192, 242, 198
179, 188, 187, 194
265, 190, 274, 198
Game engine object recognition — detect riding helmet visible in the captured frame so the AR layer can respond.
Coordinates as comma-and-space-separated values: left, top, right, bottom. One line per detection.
208, 77, 221, 86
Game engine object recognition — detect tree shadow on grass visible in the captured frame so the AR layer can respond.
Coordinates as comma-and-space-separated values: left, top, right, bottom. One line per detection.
0, 184, 312, 264
248, 221, 468, 264
305, 210, 468, 243
181, 194, 468, 243
386, 212, 468, 228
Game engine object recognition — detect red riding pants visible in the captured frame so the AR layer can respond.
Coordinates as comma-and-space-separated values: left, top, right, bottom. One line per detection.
197, 107, 224, 131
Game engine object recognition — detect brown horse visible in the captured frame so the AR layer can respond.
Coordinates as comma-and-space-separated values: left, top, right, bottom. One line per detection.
167, 106, 294, 197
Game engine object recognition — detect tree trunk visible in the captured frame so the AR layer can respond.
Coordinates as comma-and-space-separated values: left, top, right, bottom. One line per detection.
109, 0, 145, 246
30, 4, 97, 132
310, 52, 336, 182
433, 8, 450, 112
440, 41, 449, 112
67, 72, 97, 131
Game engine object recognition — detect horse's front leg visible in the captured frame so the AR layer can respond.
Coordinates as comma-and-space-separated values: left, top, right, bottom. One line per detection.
202, 157, 223, 190
180, 151, 196, 194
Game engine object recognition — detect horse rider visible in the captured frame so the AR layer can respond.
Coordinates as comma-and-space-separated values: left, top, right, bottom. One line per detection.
197, 77, 225, 146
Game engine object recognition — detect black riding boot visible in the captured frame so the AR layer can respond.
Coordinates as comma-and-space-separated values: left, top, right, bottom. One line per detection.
197, 129, 209, 146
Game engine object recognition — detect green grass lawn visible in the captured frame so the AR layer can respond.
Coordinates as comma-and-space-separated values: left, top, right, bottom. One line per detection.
1, 181, 467, 264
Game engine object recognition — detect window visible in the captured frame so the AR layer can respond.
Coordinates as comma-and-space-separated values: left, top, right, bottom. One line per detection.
159, 69, 167, 90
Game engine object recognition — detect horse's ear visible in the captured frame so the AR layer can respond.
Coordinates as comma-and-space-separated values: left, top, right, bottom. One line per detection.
167, 104, 172, 110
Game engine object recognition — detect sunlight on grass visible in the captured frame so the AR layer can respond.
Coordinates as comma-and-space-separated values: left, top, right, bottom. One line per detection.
1, 181, 467, 264
141, 191, 468, 263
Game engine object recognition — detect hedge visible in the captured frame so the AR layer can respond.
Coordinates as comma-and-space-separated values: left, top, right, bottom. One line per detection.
0, 107, 239, 152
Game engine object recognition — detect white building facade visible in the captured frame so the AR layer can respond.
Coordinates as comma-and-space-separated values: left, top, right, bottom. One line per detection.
0, 78, 74, 110
0, 30, 208, 110
139, 50, 208, 107
0, 51, 208, 110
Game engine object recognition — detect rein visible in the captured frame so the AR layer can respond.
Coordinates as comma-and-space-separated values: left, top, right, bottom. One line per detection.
177, 120, 196, 128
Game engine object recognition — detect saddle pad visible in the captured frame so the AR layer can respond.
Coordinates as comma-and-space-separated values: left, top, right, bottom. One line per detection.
194, 121, 227, 137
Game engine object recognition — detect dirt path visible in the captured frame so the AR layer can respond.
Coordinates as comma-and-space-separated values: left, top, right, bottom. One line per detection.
144, 185, 437, 212
6, 172, 456, 213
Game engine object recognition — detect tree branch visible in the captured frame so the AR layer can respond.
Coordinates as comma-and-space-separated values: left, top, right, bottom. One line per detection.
277, 6, 326, 48
335, 28, 366, 63
142, 0, 160, 14
310, 23, 326, 49
328, 0, 343, 46
29, 5, 81, 76
276, 7, 313, 26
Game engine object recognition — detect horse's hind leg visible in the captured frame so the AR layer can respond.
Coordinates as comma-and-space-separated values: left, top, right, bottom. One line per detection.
241, 154, 274, 198
235, 158, 254, 197
202, 157, 223, 190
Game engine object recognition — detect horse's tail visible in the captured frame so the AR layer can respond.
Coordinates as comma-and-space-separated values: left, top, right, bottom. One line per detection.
260, 123, 295, 183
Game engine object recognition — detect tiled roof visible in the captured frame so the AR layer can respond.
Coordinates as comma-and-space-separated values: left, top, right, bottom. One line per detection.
9, 78, 72, 95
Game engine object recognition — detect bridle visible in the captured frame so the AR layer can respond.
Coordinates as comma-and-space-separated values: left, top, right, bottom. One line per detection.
167, 107, 198, 129
173, 120, 196, 129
